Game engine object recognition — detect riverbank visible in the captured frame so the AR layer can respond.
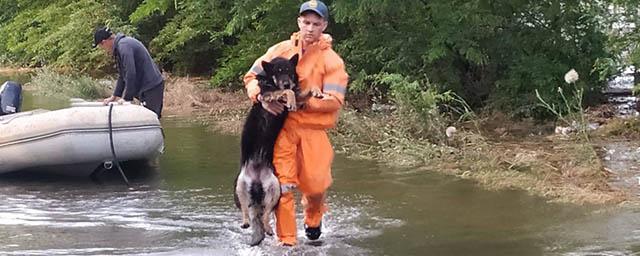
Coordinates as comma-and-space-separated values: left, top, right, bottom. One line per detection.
0, 69, 629, 205
159, 76, 628, 205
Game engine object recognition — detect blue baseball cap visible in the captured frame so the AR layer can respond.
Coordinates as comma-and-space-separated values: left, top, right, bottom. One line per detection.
299, 0, 329, 20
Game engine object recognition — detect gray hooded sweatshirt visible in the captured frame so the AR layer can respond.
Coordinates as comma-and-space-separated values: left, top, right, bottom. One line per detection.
112, 33, 163, 101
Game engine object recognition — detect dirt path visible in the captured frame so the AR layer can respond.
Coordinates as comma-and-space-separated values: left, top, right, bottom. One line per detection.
0, 67, 32, 74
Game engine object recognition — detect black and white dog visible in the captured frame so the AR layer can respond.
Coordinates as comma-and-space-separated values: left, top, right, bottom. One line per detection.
234, 54, 320, 246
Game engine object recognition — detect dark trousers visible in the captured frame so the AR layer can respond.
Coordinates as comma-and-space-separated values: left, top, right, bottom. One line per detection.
140, 82, 164, 119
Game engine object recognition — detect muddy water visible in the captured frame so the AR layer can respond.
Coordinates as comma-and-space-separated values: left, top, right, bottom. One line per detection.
1, 72, 640, 255
601, 142, 640, 197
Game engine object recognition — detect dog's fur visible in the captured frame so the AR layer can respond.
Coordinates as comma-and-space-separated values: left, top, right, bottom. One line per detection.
233, 54, 321, 246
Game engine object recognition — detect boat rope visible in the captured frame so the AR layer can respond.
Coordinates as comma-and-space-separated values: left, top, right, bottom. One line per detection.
108, 103, 131, 188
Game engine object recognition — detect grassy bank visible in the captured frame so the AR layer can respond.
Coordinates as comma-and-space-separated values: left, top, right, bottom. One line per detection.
16, 69, 629, 205
159, 76, 625, 205
332, 109, 625, 204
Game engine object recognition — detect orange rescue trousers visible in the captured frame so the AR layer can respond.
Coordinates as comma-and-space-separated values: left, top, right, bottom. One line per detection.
273, 121, 333, 245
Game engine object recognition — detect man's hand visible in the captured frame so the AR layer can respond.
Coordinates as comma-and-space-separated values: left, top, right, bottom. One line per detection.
258, 94, 285, 115
247, 80, 261, 102
102, 95, 121, 105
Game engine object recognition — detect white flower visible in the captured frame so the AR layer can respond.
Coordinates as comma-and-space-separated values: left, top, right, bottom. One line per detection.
554, 126, 563, 134
562, 127, 574, 135
564, 69, 579, 84
554, 126, 573, 135
445, 126, 457, 138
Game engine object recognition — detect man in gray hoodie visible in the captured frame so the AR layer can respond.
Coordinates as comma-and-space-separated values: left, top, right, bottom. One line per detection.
93, 27, 164, 118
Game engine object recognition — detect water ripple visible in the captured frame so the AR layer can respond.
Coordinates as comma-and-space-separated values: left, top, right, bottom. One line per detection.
0, 187, 396, 255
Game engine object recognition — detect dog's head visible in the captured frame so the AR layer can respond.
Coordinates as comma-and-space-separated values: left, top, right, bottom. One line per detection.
260, 54, 299, 92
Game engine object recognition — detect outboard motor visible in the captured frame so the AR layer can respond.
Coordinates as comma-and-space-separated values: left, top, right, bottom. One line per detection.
0, 81, 22, 115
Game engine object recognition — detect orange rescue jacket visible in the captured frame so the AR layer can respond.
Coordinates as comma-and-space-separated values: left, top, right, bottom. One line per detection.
243, 32, 349, 129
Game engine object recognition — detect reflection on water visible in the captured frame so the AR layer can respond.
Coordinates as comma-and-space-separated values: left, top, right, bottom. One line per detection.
0, 162, 389, 255
0, 72, 639, 255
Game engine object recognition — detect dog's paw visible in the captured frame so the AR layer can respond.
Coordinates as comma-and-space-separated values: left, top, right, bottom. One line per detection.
265, 228, 274, 236
249, 233, 266, 246
310, 87, 324, 98
241, 223, 250, 229
281, 183, 297, 193
260, 93, 275, 102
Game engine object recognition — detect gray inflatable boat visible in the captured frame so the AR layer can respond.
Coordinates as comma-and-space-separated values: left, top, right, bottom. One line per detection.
0, 100, 164, 176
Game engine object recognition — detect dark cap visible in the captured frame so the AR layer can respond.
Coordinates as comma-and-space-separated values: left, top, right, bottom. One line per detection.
299, 0, 329, 19
92, 26, 112, 48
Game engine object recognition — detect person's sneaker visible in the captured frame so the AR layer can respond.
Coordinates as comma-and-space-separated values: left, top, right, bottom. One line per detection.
305, 222, 322, 240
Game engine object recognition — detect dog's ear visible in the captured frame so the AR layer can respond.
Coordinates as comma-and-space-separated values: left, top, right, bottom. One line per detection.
261, 60, 273, 74
289, 54, 299, 67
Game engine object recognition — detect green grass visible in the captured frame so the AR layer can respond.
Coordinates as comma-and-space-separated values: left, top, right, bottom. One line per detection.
29, 68, 110, 99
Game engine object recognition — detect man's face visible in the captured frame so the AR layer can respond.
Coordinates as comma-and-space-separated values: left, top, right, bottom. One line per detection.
297, 12, 327, 45
98, 38, 113, 55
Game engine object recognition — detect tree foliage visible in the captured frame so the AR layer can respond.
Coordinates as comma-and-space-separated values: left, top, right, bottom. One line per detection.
0, 0, 631, 118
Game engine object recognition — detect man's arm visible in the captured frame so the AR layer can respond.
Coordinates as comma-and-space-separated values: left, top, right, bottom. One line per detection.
118, 44, 139, 101
304, 52, 348, 113
243, 45, 290, 115
243, 58, 269, 102
113, 76, 125, 97
243, 44, 284, 102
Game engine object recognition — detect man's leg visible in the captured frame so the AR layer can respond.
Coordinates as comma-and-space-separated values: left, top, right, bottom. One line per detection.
298, 129, 333, 238
302, 193, 326, 240
140, 82, 164, 119
273, 125, 300, 245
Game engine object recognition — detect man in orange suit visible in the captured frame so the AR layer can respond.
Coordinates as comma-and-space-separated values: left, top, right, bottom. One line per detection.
243, 0, 348, 246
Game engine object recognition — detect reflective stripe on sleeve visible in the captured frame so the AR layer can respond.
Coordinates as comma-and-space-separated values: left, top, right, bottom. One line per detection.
323, 83, 346, 95
251, 65, 265, 76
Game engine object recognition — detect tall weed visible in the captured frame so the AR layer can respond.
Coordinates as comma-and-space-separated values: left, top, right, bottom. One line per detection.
29, 68, 109, 99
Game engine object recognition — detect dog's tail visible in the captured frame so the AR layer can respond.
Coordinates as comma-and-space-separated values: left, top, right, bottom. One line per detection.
249, 181, 266, 246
